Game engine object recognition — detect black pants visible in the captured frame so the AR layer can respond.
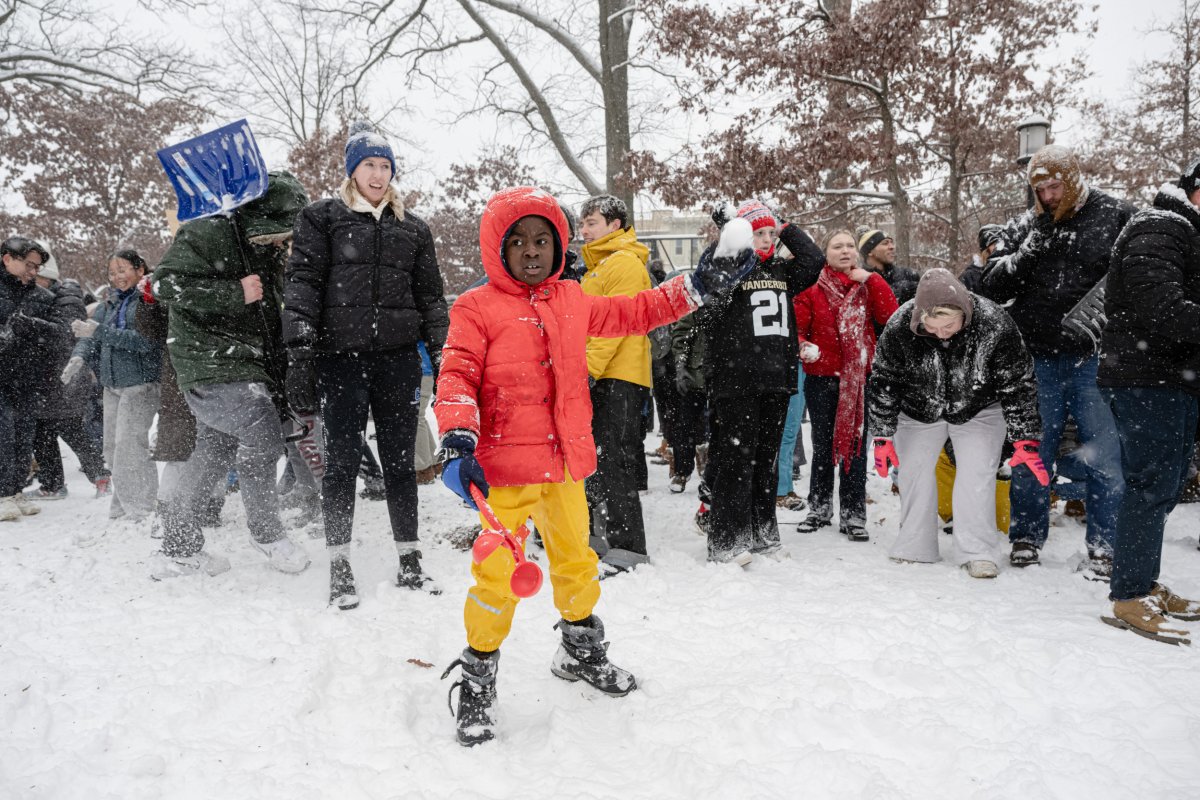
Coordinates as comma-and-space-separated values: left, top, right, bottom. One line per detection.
672, 390, 708, 479
33, 417, 109, 490
587, 378, 650, 556
652, 361, 679, 447
318, 348, 421, 548
805, 374, 867, 525
707, 391, 790, 558
0, 390, 33, 497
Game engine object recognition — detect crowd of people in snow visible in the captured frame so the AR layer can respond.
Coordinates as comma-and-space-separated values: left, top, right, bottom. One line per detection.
3, 122, 1200, 746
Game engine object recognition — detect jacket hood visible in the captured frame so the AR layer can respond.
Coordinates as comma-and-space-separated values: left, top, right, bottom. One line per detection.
1028, 145, 1090, 223
910, 267, 974, 335
1153, 182, 1200, 233
479, 186, 569, 294
581, 226, 649, 272
238, 171, 309, 242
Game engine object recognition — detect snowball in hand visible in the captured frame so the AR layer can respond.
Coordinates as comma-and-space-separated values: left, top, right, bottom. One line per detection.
715, 217, 754, 258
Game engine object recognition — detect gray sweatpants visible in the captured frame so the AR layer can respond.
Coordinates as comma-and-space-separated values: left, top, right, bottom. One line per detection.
103, 383, 161, 521
891, 404, 1007, 565
162, 381, 285, 558
414, 374, 437, 471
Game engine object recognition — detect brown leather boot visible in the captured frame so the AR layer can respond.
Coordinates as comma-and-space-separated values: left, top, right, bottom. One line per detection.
415, 466, 437, 485
1102, 596, 1191, 645
1150, 583, 1200, 620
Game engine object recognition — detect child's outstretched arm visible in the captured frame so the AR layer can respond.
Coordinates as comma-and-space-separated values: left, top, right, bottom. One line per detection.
434, 298, 487, 439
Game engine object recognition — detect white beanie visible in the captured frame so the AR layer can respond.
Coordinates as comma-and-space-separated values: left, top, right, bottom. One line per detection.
35, 239, 59, 281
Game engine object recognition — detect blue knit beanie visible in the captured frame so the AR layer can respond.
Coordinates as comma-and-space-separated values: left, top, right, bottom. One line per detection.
345, 121, 396, 178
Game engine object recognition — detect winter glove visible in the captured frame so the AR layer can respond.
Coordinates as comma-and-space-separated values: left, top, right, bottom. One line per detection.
285, 352, 319, 414
709, 200, 736, 230
10, 312, 58, 340
439, 431, 489, 510
1008, 216, 1054, 274
691, 218, 757, 302
800, 343, 820, 363
71, 318, 99, 338
137, 275, 156, 305
60, 356, 85, 385
675, 366, 700, 396
1008, 439, 1050, 487
873, 438, 899, 478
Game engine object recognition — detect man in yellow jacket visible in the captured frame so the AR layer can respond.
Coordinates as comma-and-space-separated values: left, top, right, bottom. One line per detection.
578, 195, 652, 574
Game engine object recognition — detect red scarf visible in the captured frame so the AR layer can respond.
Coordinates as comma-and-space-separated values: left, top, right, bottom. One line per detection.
816, 267, 870, 473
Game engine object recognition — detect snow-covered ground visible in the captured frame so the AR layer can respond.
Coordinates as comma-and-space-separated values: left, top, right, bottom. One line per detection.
4, 425, 1200, 800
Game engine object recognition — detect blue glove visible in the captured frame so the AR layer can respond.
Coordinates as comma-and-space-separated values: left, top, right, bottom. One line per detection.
691, 246, 757, 302
439, 432, 489, 510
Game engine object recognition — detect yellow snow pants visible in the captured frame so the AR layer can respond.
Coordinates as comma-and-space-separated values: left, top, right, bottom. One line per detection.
936, 451, 1011, 533
465, 469, 600, 653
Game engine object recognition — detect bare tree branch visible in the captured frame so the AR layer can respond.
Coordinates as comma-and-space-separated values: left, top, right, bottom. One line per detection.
473, 0, 601, 82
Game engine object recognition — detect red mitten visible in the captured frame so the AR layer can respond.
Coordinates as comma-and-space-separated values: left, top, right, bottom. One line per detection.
1009, 439, 1049, 486
873, 438, 899, 478
138, 274, 156, 305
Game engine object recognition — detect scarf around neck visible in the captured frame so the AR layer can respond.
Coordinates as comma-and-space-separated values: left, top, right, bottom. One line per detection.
816, 267, 870, 472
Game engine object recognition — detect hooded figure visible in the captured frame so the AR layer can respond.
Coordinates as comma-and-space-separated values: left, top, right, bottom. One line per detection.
869, 268, 1041, 575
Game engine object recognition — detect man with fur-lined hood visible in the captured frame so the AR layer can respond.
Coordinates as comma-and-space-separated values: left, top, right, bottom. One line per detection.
283, 121, 450, 610
977, 144, 1133, 576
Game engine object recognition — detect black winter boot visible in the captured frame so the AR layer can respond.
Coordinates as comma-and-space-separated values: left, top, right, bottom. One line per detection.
329, 552, 358, 610
396, 550, 442, 595
551, 615, 637, 697
442, 648, 499, 746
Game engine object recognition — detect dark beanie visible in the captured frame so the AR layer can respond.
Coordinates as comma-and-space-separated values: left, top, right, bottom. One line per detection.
977, 224, 1003, 251
857, 229, 889, 259
345, 121, 396, 178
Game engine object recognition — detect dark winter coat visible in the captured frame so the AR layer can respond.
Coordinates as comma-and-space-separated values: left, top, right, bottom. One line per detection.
877, 263, 920, 306
1098, 184, 1200, 395
977, 189, 1134, 357
135, 298, 197, 461
72, 289, 161, 389
699, 224, 825, 398
33, 280, 88, 419
153, 171, 309, 394
670, 307, 708, 393
0, 270, 64, 399
283, 184, 449, 358
868, 291, 1041, 443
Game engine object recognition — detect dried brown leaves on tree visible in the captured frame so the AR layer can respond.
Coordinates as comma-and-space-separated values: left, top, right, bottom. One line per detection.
635, 0, 1091, 269
0, 88, 207, 288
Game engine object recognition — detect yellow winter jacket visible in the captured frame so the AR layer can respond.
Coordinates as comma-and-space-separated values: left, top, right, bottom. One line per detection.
580, 227, 652, 387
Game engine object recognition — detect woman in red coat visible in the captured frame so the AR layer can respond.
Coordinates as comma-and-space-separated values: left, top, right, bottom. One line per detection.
794, 229, 898, 540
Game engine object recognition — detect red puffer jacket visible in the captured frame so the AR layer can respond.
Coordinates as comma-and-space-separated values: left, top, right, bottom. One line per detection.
434, 186, 699, 487
794, 268, 898, 377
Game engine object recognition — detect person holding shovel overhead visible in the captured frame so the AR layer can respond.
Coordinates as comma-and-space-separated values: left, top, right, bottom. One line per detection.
434, 186, 762, 746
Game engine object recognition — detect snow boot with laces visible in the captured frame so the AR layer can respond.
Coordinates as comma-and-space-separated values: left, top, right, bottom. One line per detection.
1009, 540, 1040, 567
550, 615, 637, 697
1150, 582, 1200, 620
442, 647, 499, 747
1102, 595, 1191, 645
796, 512, 832, 534
329, 549, 358, 610
396, 549, 441, 594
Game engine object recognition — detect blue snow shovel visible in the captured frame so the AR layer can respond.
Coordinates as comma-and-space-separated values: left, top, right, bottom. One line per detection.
157, 119, 268, 222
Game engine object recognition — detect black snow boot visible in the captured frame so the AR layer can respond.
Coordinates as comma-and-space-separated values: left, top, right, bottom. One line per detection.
442, 648, 499, 747
551, 615, 637, 697
396, 550, 442, 595
329, 553, 358, 610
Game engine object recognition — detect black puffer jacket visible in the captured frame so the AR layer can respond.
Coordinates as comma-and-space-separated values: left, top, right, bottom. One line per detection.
1099, 184, 1200, 394
0, 271, 61, 394
879, 263, 920, 306
868, 292, 1041, 443
978, 189, 1134, 357
33, 280, 88, 419
283, 192, 449, 356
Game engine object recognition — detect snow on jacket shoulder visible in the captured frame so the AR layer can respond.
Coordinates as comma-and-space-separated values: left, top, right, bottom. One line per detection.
433, 186, 699, 487
868, 294, 1040, 442
794, 269, 897, 377
1099, 183, 1200, 394
580, 227, 652, 386
283, 183, 449, 356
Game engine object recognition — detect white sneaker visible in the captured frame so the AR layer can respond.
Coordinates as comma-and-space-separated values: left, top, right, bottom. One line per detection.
151, 550, 232, 580
12, 492, 40, 516
668, 474, 688, 494
710, 549, 754, 568
0, 495, 20, 522
965, 560, 998, 579
253, 536, 311, 574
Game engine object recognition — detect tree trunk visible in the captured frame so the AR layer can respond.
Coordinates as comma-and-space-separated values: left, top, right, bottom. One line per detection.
878, 79, 912, 264
947, 141, 961, 268
819, 0, 854, 227
599, 0, 634, 215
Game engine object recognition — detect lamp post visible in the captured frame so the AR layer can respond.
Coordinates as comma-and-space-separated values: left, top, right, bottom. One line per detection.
1016, 115, 1051, 209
